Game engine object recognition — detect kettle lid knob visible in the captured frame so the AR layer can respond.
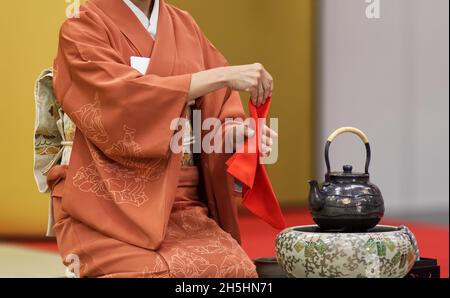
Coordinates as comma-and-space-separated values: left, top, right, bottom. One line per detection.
343, 165, 353, 174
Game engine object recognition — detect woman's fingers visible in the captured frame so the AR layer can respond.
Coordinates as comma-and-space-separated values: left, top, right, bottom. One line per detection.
263, 124, 278, 139
260, 144, 272, 156
257, 66, 269, 106
243, 124, 255, 138
250, 86, 258, 106
262, 69, 273, 104
261, 134, 273, 147
260, 125, 277, 157
251, 81, 264, 107
267, 72, 274, 99
261, 80, 268, 103
257, 80, 264, 106
233, 123, 276, 157
254, 63, 269, 107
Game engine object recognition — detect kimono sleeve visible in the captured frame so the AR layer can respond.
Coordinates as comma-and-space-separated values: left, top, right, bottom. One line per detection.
53, 14, 191, 164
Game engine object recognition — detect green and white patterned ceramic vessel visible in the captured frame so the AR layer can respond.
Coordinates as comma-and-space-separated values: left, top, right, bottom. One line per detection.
275, 225, 419, 278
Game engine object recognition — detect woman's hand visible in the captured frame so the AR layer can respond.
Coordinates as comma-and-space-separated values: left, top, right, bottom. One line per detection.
188, 63, 274, 107
259, 124, 278, 157
225, 121, 278, 156
223, 63, 274, 107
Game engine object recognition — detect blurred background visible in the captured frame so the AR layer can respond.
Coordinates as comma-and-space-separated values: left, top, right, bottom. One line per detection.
0, 0, 448, 277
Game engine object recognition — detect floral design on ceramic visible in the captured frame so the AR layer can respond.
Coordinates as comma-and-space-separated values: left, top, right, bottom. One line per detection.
73, 125, 166, 207
275, 225, 418, 278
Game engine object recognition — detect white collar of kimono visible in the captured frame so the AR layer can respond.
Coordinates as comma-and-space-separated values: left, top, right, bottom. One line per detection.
123, 0, 160, 39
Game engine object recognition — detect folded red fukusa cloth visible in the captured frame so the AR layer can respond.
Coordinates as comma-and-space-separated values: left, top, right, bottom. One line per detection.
226, 97, 287, 230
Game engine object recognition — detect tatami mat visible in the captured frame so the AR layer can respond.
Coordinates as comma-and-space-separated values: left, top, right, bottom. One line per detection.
0, 244, 65, 278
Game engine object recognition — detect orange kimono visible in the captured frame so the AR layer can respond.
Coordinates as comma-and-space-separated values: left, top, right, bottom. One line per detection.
48, 0, 257, 278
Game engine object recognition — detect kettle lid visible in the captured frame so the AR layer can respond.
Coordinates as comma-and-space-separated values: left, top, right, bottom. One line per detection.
327, 165, 370, 181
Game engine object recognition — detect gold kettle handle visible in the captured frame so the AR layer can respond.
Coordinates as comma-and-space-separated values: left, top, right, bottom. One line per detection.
325, 127, 371, 175
327, 127, 369, 144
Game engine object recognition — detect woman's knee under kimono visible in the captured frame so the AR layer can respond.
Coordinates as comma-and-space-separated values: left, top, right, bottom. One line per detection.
52, 167, 257, 278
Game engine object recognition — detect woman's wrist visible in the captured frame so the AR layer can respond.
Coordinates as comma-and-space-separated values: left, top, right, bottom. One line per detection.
213, 66, 232, 89
188, 67, 231, 101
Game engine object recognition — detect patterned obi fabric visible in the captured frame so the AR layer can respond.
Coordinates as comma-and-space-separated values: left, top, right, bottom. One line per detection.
181, 105, 195, 167
33, 68, 195, 194
34, 69, 76, 193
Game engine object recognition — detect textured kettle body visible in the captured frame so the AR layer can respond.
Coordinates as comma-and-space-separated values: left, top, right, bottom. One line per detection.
309, 127, 385, 232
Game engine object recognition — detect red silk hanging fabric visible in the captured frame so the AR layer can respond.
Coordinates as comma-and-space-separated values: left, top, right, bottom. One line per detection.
226, 97, 287, 230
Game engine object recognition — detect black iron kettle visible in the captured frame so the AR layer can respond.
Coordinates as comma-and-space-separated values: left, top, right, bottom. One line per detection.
309, 127, 385, 232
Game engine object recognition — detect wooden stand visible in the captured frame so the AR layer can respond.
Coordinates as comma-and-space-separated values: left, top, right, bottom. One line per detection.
405, 258, 441, 278
254, 257, 441, 278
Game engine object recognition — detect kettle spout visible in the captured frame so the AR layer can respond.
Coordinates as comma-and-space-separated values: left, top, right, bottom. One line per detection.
308, 180, 325, 211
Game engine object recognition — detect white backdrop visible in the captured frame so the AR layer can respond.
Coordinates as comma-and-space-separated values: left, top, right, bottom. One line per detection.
317, 0, 449, 217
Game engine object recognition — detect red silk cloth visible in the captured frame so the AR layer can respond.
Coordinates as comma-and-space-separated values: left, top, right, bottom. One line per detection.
226, 97, 287, 230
